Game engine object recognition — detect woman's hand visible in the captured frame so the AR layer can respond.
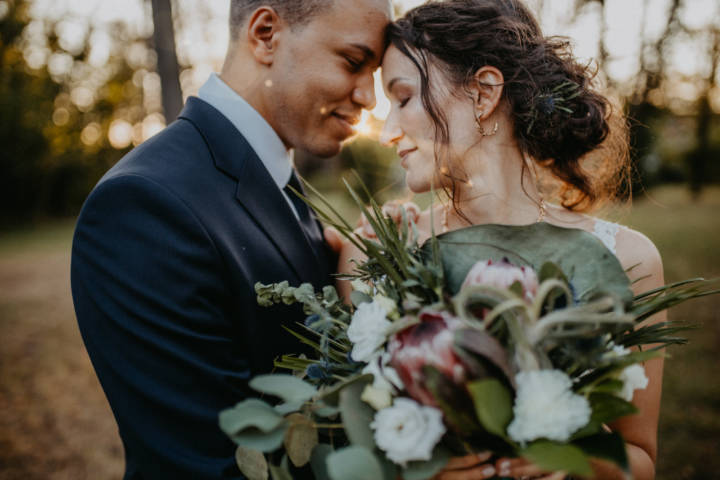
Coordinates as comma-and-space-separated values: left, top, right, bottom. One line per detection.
356, 200, 421, 239
494, 457, 566, 480
431, 452, 497, 480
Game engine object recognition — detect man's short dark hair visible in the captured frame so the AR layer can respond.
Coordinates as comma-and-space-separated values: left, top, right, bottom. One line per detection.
230, 1, 333, 38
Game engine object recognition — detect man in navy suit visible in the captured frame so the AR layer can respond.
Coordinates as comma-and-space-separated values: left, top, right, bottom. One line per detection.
70, 0, 391, 478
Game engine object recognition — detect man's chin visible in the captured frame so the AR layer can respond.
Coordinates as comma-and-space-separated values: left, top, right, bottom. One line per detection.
304, 139, 345, 158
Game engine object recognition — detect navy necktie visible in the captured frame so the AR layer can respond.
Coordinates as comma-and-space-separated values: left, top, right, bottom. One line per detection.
284, 172, 320, 241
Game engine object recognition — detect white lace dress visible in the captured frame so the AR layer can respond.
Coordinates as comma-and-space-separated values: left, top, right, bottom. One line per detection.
590, 218, 620, 255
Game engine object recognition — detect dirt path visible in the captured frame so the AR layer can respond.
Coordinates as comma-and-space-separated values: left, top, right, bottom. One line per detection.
0, 241, 123, 479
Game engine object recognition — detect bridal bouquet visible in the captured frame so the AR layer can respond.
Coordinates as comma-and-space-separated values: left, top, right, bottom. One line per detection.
220, 178, 718, 480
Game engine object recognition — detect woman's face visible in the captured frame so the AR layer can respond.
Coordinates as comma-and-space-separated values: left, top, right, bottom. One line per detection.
380, 45, 479, 193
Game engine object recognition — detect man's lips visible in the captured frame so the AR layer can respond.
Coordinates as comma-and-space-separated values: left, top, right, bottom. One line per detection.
331, 112, 360, 137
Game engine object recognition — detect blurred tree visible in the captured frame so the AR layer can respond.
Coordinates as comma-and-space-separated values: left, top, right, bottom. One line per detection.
150, 0, 182, 122
0, 0, 147, 225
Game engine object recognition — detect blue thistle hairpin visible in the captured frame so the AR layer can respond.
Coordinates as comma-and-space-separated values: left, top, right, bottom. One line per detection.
526, 81, 581, 135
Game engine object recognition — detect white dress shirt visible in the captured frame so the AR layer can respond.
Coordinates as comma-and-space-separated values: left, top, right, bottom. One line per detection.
197, 73, 300, 219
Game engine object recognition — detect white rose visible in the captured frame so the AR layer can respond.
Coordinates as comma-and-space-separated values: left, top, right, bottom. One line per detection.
370, 398, 446, 466
507, 370, 591, 444
618, 364, 649, 401
348, 301, 392, 362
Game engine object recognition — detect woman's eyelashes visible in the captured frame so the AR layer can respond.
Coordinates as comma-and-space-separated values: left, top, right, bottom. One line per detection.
399, 97, 410, 108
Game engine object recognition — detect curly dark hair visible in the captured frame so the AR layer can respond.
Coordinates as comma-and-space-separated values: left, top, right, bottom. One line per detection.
388, 0, 630, 212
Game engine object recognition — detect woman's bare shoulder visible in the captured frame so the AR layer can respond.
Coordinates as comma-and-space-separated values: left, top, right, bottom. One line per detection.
613, 224, 664, 291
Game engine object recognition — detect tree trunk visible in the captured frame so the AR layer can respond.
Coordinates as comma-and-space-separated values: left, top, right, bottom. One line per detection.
150, 0, 183, 122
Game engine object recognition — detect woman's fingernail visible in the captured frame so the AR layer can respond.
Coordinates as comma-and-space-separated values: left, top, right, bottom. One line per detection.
498, 460, 510, 475
481, 466, 496, 477
477, 451, 492, 461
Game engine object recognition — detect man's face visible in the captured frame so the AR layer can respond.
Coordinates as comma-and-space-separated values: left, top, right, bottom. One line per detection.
266, 0, 391, 157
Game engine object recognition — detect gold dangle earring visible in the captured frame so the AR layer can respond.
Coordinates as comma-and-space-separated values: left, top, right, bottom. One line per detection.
475, 111, 499, 136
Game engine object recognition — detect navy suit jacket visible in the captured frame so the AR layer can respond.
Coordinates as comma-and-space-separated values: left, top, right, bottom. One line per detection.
71, 97, 335, 479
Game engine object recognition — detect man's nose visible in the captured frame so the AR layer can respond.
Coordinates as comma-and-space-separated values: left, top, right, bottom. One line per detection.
352, 73, 376, 110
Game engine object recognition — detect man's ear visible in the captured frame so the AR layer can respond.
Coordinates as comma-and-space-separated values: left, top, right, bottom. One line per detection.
246, 7, 284, 65
471, 66, 504, 120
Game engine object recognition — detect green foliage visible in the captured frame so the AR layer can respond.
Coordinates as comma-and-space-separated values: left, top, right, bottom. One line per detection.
249, 374, 317, 404
467, 379, 514, 441
338, 377, 376, 449
219, 399, 289, 452
326, 446, 385, 480
521, 441, 593, 477
0, 0, 149, 225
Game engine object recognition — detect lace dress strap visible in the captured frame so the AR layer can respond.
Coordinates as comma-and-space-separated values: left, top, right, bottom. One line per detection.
591, 219, 620, 255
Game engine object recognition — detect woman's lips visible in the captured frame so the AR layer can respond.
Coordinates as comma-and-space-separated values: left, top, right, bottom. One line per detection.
398, 147, 418, 168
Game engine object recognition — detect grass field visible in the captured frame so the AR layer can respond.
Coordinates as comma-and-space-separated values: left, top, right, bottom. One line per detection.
0, 185, 718, 480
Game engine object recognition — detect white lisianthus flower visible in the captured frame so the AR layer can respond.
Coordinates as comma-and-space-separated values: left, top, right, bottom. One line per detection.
507, 370, 591, 443
363, 351, 404, 392
348, 301, 392, 362
371, 398, 446, 466
373, 294, 398, 316
618, 364, 649, 401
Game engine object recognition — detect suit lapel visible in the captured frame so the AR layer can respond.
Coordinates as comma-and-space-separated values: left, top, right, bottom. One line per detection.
178, 97, 323, 285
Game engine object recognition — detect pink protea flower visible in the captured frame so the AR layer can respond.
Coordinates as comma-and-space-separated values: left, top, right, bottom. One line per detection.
462, 258, 539, 302
388, 311, 467, 407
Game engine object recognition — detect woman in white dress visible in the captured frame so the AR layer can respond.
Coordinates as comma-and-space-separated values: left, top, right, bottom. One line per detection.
332, 1, 665, 479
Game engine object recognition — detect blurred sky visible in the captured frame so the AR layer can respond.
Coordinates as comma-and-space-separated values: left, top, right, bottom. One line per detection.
21, 0, 720, 141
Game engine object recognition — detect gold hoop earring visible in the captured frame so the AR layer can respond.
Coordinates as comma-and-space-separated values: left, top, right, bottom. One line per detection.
475, 115, 499, 136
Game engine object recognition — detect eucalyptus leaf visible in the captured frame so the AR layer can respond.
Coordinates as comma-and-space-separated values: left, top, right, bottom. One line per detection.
250, 374, 318, 403
467, 379, 513, 439
230, 423, 289, 452
521, 440, 593, 477
268, 462, 293, 480
351, 290, 373, 307
310, 444, 334, 480
314, 404, 341, 418
283, 413, 319, 468
235, 446, 269, 480
219, 399, 284, 436
424, 223, 632, 304
403, 447, 451, 480
339, 376, 376, 449
326, 446, 385, 480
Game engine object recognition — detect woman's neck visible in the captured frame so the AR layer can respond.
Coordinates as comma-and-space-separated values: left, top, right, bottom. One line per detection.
442, 143, 544, 228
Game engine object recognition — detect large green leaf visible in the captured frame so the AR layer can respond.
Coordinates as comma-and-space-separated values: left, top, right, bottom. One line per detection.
326, 446, 385, 480
338, 376, 376, 449
521, 440, 593, 476
574, 432, 629, 473
250, 374, 318, 403
467, 379, 514, 440
423, 223, 632, 304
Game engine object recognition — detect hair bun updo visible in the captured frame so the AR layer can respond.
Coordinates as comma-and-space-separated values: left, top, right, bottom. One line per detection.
388, 0, 630, 211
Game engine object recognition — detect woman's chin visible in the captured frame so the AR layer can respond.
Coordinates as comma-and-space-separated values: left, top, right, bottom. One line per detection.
405, 174, 432, 194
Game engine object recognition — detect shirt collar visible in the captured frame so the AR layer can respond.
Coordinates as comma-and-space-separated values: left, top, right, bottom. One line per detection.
197, 73, 293, 189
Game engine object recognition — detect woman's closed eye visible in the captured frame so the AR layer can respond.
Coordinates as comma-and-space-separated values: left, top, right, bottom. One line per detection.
399, 97, 411, 108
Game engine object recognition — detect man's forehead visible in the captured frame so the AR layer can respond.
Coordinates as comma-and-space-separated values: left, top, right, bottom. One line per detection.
310, 0, 391, 53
